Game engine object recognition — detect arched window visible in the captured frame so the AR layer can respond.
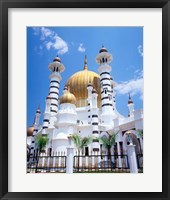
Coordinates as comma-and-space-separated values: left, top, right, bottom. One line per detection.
102, 57, 105, 63
104, 88, 108, 94
56, 67, 58, 72
108, 94, 112, 101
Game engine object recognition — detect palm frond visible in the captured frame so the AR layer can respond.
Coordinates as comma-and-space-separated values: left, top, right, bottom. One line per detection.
99, 136, 110, 149
136, 129, 143, 138
110, 134, 117, 146
70, 134, 82, 149
36, 134, 49, 151
80, 136, 92, 148
99, 131, 118, 149
71, 134, 93, 149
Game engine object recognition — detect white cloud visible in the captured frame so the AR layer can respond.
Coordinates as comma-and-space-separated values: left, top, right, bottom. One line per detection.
46, 35, 68, 55
40, 27, 54, 40
78, 43, 86, 52
32, 27, 40, 35
138, 45, 143, 56
32, 27, 68, 55
115, 71, 143, 100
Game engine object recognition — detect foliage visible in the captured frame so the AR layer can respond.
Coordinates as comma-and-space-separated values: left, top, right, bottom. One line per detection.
36, 134, 49, 151
71, 134, 92, 150
99, 131, 118, 150
99, 131, 118, 159
136, 129, 143, 139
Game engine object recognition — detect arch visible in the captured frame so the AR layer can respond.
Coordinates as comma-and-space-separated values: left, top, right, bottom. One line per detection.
123, 130, 141, 154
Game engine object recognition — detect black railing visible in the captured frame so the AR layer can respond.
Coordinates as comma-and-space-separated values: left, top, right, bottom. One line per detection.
136, 154, 143, 173
27, 155, 66, 173
73, 154, 129, 173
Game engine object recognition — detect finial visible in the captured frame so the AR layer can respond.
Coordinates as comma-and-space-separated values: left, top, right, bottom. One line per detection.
99, 45, 108, 53
129, 93, 131, 100
36, 104, 41, 114
128, 93, 133, 104
84, 55, 88, 70
53, 55, 61, 62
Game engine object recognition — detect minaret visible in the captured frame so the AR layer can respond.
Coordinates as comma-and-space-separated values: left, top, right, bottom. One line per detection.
30, 106, 41, 157
91, 88, 100, 152
42, 95, 51, 135
48, 55, 65, 115
96, 46, 115, 125
128, 93, 134, 118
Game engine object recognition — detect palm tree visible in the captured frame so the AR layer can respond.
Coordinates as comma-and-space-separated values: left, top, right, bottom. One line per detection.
36, 134, 49, 153
136, 129, 143, 139
35, 134, 49, 173
71, 134, 92, 154
70, 134, 92, 171
99, 131, 118, 160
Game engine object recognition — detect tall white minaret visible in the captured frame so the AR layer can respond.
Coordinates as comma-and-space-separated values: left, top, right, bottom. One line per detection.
30, 106, 41, 157
128, 93, 134, 118
91, 88, 100, 152
48, 55, 65, 115
96, 46, 115, 126
42, 95, 51, 135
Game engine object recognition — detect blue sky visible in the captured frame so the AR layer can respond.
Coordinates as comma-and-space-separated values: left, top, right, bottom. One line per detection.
27, 27, 143, 127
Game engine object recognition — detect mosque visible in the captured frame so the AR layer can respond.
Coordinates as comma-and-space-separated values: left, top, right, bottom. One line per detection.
27, 46, 143, 159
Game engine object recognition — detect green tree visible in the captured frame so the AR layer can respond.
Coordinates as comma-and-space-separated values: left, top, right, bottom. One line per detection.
71, 134, 92, 154
136, 129, 143, 139
99, 131, 118, 160
36, 134, 49, 153
70, 134, 93, 170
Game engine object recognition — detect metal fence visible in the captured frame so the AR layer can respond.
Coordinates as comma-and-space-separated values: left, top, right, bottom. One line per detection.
27, 154, 142, 173
136, 154, 143, 173
27, 155, 66, 173
73, 154, 130, 173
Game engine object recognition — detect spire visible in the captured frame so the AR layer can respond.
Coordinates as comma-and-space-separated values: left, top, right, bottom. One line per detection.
99, 45, 108, 53
84, 55, 88, 70
36, 105, 41, 114
53, 55, 61, 63
128, 93, 133, 104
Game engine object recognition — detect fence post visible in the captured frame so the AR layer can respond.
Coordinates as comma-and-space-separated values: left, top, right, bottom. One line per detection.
127, 144, 138, 173
66, 135, 74, 174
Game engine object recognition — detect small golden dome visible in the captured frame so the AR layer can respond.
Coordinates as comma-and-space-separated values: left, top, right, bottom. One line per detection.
27, 126, 34, 137
60, 88, 76, 105
66, 68, 101, 107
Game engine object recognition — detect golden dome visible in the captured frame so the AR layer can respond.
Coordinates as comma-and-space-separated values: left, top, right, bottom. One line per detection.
60, 88, 76, 105
66, 57, 101, 107
27, 126, 34, 137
